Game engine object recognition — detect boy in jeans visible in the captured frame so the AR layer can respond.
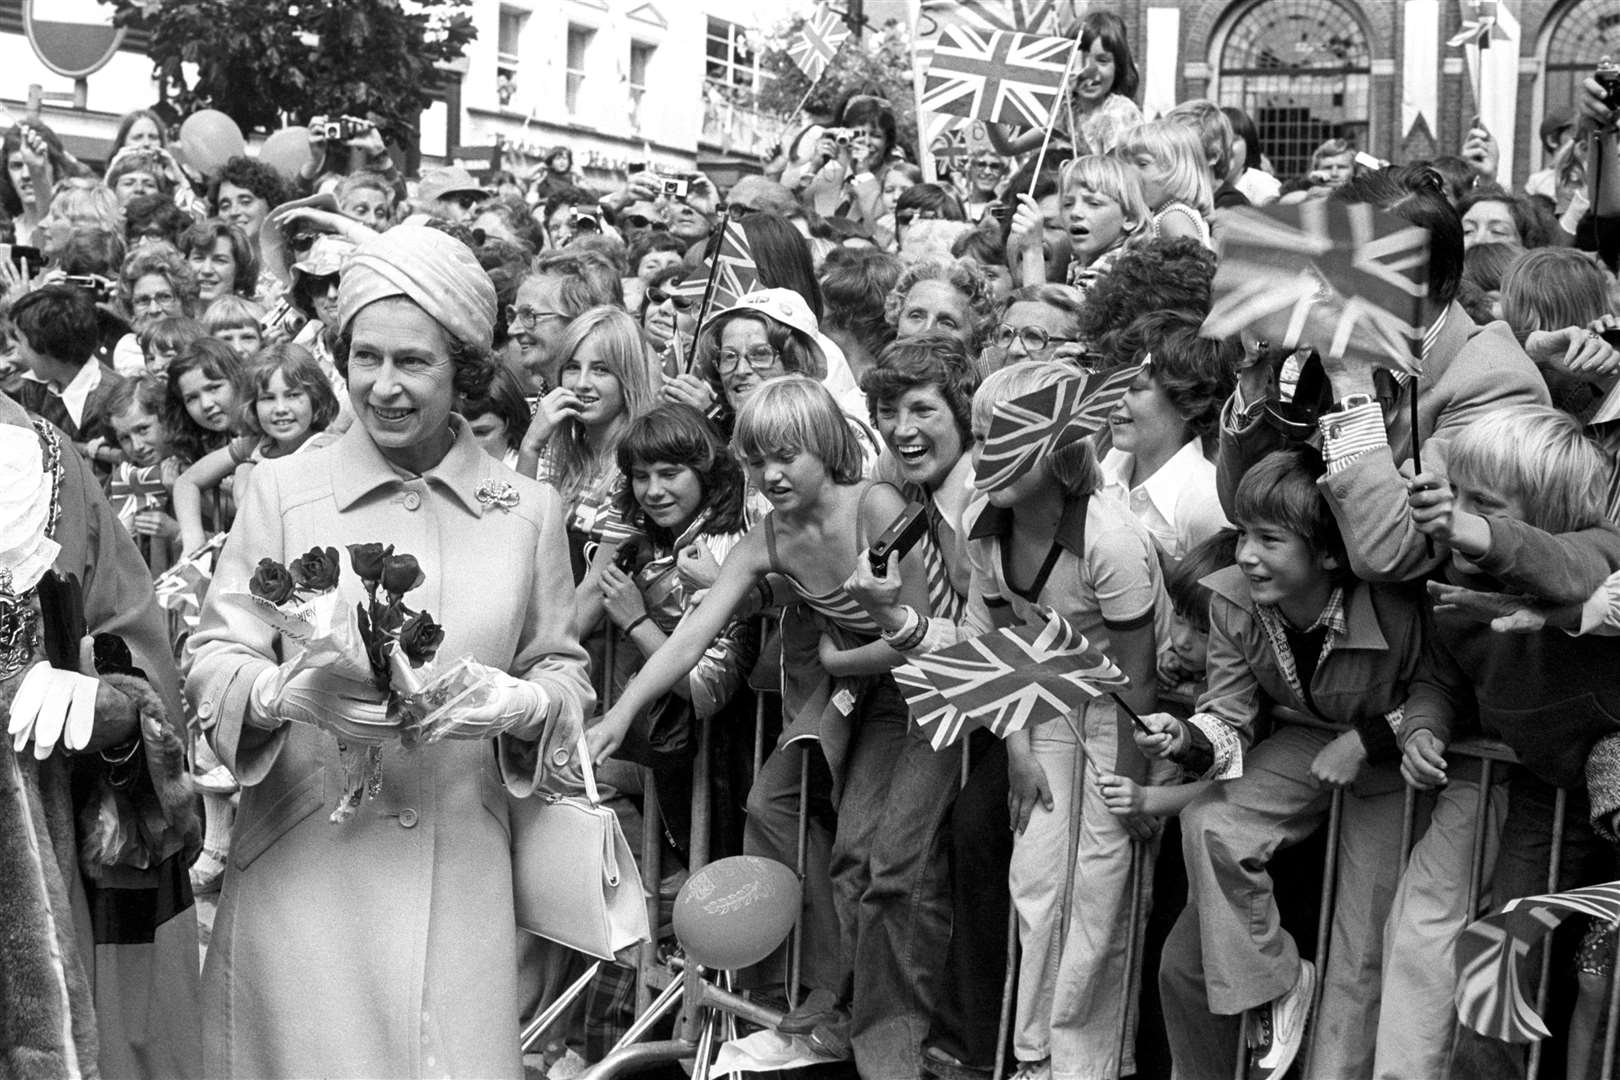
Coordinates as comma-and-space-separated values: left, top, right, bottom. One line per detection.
1136, 448, 1425, 1080
1388, 404, 1620, 1079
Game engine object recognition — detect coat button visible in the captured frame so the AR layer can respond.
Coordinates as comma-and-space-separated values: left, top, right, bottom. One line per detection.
403, 492, 422, 510
399, 808, 419, 828
197, 698, 214, 719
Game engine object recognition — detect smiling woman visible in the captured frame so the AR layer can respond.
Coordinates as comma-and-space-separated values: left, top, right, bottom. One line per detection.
182, 224, 593, 1079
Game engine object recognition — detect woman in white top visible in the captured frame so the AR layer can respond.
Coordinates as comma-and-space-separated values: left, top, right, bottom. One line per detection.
1099, 311, 1237, 562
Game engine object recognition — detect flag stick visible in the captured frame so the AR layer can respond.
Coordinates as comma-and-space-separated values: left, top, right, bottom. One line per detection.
1025, 38, 1083, 199
1109, 690, 1152, 736
682, 229, 728, 376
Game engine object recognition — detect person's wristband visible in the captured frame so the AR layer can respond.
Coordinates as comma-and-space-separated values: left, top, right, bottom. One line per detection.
881, 606, 927, 652
624, 613, 651, 635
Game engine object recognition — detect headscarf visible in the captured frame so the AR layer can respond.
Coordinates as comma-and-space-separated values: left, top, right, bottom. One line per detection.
337, 224, 496, 350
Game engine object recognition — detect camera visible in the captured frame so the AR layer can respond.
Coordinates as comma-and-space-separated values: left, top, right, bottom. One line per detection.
1597, 57, 1620, 111
570, 209, 601, 233
827, 127, 858, 146
62, 274, 114, 303
311, 115, 370, 141
2, 244, 42, 278
655, 174, 689, 199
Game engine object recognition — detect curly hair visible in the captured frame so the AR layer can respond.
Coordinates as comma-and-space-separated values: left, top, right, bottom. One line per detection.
859, 331, 980, 442
124, 194, 193, 250
822, 246, 902, 359
120, 245, 199, 317
885, 258, 999, 352
208, 156, 291, 215
1075, 237, 1214, 343
47, 226, 125, 278
613, 402, 749, 542
1121, 310, 1238, 440
525, 248, 625, 314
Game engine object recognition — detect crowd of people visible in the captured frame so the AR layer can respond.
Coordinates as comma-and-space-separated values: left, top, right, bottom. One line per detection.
4, 12, 1620, 1080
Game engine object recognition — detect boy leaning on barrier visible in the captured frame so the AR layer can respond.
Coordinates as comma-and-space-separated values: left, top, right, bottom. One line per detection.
1388, 404, 1620, 1079
1131, 447, 1426, 1080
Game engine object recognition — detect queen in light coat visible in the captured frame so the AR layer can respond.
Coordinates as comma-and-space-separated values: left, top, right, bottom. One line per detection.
184, 225, 594, 1079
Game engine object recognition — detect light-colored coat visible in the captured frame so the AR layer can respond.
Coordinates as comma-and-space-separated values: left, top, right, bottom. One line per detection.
183, 419, 593, 1080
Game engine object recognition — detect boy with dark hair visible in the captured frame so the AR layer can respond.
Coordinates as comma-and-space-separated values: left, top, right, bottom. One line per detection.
1137, 447, 1426, 1080
8, 284, 126, 469
1385, 404, 1620, 1078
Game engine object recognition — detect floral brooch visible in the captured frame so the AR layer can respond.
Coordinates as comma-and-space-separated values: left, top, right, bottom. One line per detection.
475, 478, 520, 513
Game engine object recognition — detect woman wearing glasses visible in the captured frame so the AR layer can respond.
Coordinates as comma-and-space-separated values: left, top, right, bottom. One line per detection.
986, 284, 1090, 372
640, 265, 700, 363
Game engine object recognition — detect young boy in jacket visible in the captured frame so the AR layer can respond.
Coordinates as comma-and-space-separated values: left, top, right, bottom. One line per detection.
1136, 447, 1426, 1080
1390, 404, 1620, 1078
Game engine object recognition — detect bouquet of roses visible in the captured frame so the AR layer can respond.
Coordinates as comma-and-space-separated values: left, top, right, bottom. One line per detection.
228, 543, 447, 821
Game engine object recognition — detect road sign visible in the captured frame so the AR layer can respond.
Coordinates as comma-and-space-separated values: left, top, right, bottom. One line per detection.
24, 0, 126, 80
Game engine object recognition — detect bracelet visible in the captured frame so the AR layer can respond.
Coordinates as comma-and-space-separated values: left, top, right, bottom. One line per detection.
881, 606, 927, 652
624, 613, 652, 635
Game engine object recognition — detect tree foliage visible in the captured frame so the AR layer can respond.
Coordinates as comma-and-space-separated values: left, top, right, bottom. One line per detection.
100, 0, 477, 142
757, 18, 919, 163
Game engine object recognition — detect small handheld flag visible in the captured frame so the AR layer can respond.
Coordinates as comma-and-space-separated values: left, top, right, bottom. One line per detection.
787, 7, 851, 84
921, 26, 1075, 129
973, 365, 1137, 493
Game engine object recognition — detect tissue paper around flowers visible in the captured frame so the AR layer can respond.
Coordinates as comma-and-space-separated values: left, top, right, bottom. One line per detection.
399, 657, 505, 743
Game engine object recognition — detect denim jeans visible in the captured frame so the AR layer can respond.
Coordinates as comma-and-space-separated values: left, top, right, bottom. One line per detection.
830, 676, 962, 1080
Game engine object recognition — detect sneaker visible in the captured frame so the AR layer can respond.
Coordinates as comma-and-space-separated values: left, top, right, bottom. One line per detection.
1008, 1058, 1051, 1080
807, 1011, 852, 1058
922, 1045, 992, 1080
1249, 958, 1316, 1080
778, 987, 843, 1035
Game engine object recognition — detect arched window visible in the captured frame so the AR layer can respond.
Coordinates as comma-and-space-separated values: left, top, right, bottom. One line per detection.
1212, 0, 1372, 183
1537, 0, 1620, 166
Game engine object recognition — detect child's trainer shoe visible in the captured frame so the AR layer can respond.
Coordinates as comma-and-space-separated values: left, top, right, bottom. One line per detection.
1249, 958, 1315, 1080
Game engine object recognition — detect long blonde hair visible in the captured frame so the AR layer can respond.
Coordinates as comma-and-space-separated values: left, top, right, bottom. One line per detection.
543, 305, 662, 507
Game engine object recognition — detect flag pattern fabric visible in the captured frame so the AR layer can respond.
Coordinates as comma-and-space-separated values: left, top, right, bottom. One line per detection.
918, 0, 1061, 37
788, 7, 851, 83
669, 221, 761, 313
1455, 880, 1620, 1043
921, 26, 1075, 129
108, 463, 168, 531
972, 365, 1137, 492
153, 533, 228, 641
895, 606, 1129, 750
1201, 200, 1431, 376
1446, 0, 1510, 48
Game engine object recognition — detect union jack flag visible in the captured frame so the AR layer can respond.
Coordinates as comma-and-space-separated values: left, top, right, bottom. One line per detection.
895, 606, 1128, 749
669, 221, 760, 314
922, 26, 1076, 129
152, 533, 227, 641
108, 463, 168, 529
972, 365, 1137, 493
918, 0, 1063, 38
1447, 0, 1510, 49
1202, 201, 1431, 375
1456, 880, 1620, 1042
787, 7, 850, 83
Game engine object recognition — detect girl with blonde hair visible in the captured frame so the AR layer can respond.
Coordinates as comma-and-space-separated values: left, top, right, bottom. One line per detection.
1119, 120, 1214, 249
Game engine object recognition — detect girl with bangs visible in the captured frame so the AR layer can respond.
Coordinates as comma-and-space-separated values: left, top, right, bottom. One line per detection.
988, 11, 1142, 159
1060, 154, 1150, 297
589, 376, 948, 1071
1120, 120, 1215, 249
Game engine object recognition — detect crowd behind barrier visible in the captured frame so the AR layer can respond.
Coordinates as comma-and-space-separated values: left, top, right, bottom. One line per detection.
2, 19, 1620, 1080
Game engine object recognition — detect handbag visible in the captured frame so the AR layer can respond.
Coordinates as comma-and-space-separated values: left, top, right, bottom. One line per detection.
511, 733, 650, 961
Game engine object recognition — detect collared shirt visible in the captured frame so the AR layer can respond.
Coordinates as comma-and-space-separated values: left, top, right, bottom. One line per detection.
1252, 587, 1348, 707
1100, 440, 1232, 561
23, 361, 102, 428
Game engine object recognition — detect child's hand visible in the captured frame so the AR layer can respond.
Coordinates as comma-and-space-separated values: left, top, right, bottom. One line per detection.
1400, 729, 1449, 790
1525, 322, 1620, 382
1404, 467, 1455, 541
132, 509, 179, 541
1460, 121, 1499, 182
520, 387, 583, 452
599, 564, 648, 630
1310, 729, 1367, 788
1427, 580, 1549, 633
1133, 712, 1188, 760
676, 543, 722, 590
1007, 748, 1054, 834
585, 709, 632, 766
1006, 193, 1045, 254
1098, 772, 1144, 816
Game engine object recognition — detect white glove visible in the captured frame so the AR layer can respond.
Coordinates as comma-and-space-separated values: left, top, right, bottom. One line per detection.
412, 661, 544, 742
249, 663, 393, 744
8, 662, 98, 758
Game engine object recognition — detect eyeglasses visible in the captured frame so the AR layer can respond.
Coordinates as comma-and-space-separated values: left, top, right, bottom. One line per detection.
715, 345, 781, 374
994, 324, 1079, 352
970, 159, 1006, 173
623, 214, 665, 231
506, 304, 568, 329
647, 289, 696, 312
725, 203, 755, 220
132, 291, 177, 309
894, 209, 940, 227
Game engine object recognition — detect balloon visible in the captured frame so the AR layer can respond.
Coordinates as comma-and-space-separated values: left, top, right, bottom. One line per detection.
259, 127, 314, 184
672, 856, 801, 971
176, 109, 245, 179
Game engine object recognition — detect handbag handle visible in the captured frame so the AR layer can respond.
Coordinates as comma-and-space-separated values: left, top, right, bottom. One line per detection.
575, 731, 603, 806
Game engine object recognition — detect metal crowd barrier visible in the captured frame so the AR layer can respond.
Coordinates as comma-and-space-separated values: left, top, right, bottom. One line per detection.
1227, 709, 1613, 1080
